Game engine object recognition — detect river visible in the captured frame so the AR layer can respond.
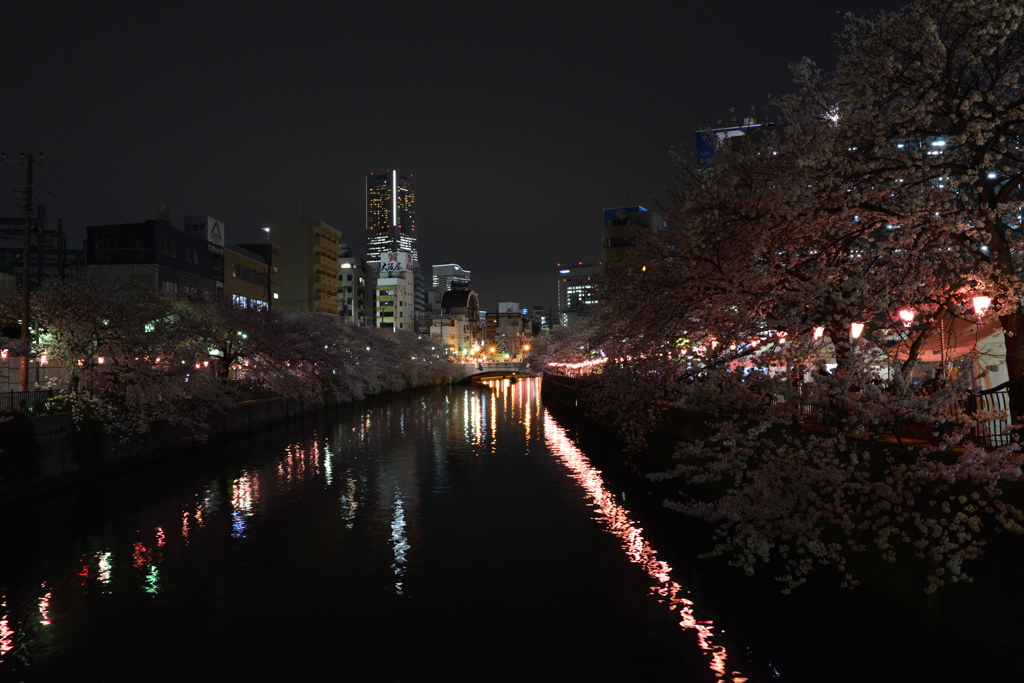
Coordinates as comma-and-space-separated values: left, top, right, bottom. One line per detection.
0, 378, 1014, 681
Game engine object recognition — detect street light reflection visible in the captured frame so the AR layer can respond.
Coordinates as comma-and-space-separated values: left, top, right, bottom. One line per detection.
543, 411, 744, 683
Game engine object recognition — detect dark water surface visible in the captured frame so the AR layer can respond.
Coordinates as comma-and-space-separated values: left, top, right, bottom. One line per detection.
0, 380, 729, 682
0, 379, 1017, 681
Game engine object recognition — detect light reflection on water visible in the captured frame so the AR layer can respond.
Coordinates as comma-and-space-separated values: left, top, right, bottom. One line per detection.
543, 410, 746, 683
0, 377, 735, 678
390, 495, 409, 595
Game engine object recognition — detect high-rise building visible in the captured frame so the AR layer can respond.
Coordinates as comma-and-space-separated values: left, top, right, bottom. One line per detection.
366, 170, 416, 269
556, 263, 601, 327
366, 170, 421, 330
432, 263, 471, 292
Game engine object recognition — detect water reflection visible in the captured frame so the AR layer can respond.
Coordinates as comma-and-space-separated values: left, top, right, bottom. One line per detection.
0, 598, 13, 659
391, 496, 409, 595
0, 378, 732, 678
543, 411, 746, 683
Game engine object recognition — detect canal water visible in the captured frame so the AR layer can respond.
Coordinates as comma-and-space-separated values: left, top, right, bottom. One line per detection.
0, 378, 1012, 681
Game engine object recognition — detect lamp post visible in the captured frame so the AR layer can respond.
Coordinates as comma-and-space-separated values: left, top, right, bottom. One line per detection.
971, 296, 991, 388
263, 227, 272, 311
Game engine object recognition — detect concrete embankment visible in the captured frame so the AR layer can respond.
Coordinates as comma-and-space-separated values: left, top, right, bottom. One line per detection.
0, 394, 344, 500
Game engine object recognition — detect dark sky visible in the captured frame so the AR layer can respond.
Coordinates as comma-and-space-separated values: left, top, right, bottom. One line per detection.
3, 0, 908, 311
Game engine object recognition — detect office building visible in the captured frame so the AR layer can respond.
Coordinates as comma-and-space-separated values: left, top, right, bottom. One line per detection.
601, 206, 663, 262
0, 207, 80, 284
264, 221, 342, 315
366, 170, 421, 330
556, 263, 601, 327
484, 302, 529, 358
366, 170, 416, 268
376, 251, 416, 331
85, 214, 224, 299
339, 244, 372, 325
224, 242, 279, 310
432, 263, 471, 292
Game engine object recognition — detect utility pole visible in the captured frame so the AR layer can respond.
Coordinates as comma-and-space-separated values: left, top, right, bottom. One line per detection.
20, 153, 34, 393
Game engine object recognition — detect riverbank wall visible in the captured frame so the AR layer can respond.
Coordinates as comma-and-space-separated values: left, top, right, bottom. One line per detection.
1, 393, 358, 501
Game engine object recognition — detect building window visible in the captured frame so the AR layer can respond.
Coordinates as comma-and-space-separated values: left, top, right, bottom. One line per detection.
93, 230, 146, 263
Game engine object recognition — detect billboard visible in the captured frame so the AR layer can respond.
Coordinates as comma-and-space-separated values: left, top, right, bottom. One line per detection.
183, 216, 225, 248
380, 251, 414, 274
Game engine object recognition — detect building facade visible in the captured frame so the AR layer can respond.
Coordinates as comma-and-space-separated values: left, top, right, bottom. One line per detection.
432, 263, 471, 292
265, 221, 342, 315
601, 206, 663, 262
0, 208, 80, 285
339, 244, 372, 325
366, 170, 416, 268
375, 251, 416, 331
224, 242, 279, 310
556, 263, 602, 327
484, 302, 529, 359
85, 218, 223, 298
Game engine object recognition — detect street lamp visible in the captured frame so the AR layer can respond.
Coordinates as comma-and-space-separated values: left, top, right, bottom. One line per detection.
972, 296, 991, 323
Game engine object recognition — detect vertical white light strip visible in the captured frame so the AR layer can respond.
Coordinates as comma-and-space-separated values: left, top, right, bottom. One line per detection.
391, 170, 398, 227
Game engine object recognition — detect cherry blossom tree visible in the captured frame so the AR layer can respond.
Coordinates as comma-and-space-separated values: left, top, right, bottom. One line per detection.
547, 0, 1024, 591
32, 274, 231, 441
30, 275, 457, 442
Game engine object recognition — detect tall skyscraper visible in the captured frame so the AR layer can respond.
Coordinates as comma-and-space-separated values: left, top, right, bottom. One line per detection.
365, 170, 416, 268
366, 170, 422, 330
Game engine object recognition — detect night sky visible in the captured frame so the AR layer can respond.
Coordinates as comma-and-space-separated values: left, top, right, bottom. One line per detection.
4, 0, 908, 311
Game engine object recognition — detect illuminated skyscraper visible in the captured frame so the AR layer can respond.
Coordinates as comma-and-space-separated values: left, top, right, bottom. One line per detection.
366, 170, 416, 269
366, 170, 424, 329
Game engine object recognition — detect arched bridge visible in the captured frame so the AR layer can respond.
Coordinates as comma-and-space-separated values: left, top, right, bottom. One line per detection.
453, 361, 538, 383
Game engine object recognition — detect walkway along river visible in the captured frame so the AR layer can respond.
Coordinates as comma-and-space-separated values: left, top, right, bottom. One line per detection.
0, 378, 1014, 681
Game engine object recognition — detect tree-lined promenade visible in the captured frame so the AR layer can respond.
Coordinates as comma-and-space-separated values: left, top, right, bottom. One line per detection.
532, 0, 1024, 593
1, 273, 457, 444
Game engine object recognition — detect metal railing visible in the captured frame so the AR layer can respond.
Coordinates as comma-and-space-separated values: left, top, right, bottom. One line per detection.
966, 381, 1018, 448
799, 381, 1020, 449
0, 389, 57, 414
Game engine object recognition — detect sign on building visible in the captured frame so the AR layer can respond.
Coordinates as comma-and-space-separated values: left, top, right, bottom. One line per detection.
183, 216, 225, 248
380, 251, 414, 274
